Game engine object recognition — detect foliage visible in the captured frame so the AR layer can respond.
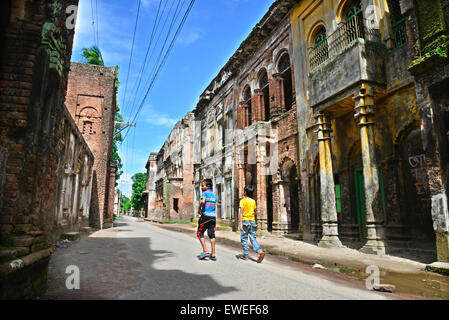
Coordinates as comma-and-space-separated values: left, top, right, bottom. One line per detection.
81, 45, 104, 66
112, 110, 124, 185
131, 172, 147, 211
120, 193, 131, 213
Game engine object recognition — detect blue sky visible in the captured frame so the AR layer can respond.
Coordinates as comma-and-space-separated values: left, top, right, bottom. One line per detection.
71, 0, 275, 197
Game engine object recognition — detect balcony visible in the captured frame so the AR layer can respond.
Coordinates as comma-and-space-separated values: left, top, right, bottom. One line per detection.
308, 16, 387, 110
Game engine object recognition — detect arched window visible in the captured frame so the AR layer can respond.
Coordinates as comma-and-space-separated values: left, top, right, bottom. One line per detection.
314, 27, 327, 48
309, 26, 329, 70
278, 54, 293, 111
344, 0, 362, 22
259, 70, 270, 120
387, 0, 407, 47
344, 0, 364, 42
243, 86, 252, 126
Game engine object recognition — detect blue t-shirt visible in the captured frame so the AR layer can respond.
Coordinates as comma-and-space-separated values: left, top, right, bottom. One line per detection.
201, 189, 217, 217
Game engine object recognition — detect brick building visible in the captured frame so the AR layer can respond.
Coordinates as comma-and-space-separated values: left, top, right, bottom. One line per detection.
144, 113, 195, 223
65, 62, 118, 230
0, 0, 98, 299
288, 0, 448, 262
191, 1, 298, 234
152, 0, 449, 263
400, 0, 449, 262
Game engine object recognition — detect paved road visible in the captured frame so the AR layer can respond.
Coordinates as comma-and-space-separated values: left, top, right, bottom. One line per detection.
43, 216, 395, 300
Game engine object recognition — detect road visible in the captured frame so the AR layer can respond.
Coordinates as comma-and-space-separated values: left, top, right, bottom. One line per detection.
43, 216, 395, 300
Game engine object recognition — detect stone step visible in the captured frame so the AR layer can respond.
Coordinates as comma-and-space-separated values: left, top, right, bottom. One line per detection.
0, 247, 30, 263
0, 249, 18, 263
61, 232, 80, 241
80, 227, 92, 234
12, 235, 34, 248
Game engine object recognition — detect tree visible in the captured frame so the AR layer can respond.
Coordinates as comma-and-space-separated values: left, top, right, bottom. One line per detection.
112, 111, 124, 185
81, 45, 104, 66
120, 193, 131, 213
131, 173, 147, 211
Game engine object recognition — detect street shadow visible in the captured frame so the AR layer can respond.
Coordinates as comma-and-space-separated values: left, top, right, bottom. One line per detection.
234, 254, 257, 263
42, 226, 238, 300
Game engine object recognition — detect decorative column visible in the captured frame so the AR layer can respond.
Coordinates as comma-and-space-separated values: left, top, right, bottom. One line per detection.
353, 83, 386, 255
315, 112, 343, 248
256, 137, 269, 234
272, 73, 284, 116
254, 89, 264, 122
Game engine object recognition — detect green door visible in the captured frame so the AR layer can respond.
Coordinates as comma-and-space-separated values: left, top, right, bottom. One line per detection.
354, 168, 367, 234
354, 165, 386, 236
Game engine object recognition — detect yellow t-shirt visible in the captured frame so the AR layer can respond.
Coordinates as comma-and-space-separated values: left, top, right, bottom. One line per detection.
240, 197, 257, 222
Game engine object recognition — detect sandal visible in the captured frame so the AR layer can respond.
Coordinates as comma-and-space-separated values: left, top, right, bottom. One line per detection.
257, 251, 265, 263
240, 255, 249, 261
198, 252, 210, 260
210, 256, 217, 261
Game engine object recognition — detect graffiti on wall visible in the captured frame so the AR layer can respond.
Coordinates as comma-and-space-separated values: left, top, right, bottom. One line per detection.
408, 154, 430, 210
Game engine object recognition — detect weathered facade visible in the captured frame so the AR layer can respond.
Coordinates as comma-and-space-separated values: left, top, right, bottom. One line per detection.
146, 0, 449, 263
193, 73, 237, 227
65, 62, 118, 230
191, 1, 299, 233
400, 0, 449, 262
289, 0, 448, 261
144, 113, 195, 223
0, 0, 97, 299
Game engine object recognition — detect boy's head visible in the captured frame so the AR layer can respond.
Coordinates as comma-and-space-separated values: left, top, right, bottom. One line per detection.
244, 185, 254, 198
201, 179, 213, 191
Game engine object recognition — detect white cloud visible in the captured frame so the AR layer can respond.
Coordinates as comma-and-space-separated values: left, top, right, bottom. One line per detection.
178, 29, 202, 46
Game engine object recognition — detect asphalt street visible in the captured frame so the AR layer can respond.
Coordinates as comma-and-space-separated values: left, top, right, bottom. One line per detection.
43, 216, 396, 300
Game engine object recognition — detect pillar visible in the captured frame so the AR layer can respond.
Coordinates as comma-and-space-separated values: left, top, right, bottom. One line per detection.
273, 73, 284, 116
256, 139, 269, 234
353, 83, 386, 255
315, 112, 343, 248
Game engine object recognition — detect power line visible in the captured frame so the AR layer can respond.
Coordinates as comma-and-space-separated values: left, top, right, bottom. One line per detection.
124, 0, 166, 121
121, 0, 142, 115
128, 0, 184, 118
122, 0, 196, 143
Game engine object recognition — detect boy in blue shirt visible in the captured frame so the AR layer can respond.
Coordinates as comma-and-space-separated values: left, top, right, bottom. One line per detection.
197, 179, 217, 261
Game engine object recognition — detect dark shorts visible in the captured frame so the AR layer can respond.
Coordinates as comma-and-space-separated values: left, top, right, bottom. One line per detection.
197, 215, 216, 239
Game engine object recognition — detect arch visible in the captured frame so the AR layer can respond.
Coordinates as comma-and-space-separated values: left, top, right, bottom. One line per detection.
394, 120, 421, 158
242, 85, 252, 102
257, 68, 269, 89
79, 106, 99, 118
307, 21, 327, 48
275, 52, 294, 112
336, 0, 363, 23
313, 27, 327, 48
257, 69, 270, 121
241, 85, 252, 127
279, 157, 296, 181
276, 51, 291, 74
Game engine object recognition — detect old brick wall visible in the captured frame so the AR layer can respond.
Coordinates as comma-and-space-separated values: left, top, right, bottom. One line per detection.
65, 62, 117, 229
0, 0, 94, 299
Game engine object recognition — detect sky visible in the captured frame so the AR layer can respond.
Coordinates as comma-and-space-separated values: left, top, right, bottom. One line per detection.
71, 0, 275, 197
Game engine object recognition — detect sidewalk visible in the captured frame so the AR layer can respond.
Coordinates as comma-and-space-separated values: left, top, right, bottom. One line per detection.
147, 220, 449, 299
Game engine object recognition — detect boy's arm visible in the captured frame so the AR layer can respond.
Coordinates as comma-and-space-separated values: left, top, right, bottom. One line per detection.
198, 197, 206, 215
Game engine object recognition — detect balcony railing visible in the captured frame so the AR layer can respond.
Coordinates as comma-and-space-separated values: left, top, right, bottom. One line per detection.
309, 16, 382, 71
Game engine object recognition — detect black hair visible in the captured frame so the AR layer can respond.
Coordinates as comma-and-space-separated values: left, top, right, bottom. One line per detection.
202, 179, 213, 189
244, 185, 254, 198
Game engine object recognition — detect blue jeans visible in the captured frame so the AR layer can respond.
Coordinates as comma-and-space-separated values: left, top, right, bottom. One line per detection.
241, 221, 262, 258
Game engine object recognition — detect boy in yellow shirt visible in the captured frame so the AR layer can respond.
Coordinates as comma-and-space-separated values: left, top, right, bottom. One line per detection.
239, 185, 265, 263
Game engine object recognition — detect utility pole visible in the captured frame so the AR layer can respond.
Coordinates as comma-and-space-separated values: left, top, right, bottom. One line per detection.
114, 121, 136, 138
